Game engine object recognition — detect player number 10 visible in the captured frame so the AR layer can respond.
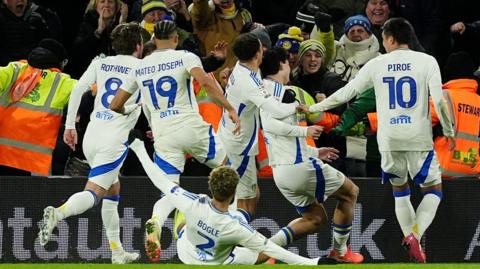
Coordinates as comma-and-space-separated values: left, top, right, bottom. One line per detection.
383, 76, 417, 109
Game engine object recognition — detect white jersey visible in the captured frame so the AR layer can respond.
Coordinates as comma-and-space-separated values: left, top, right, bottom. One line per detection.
260, 79, 319, 166
219, 62, 297, 156
124, 49, 203, 135
311, 49, 454, 151
65, 55, 141, 142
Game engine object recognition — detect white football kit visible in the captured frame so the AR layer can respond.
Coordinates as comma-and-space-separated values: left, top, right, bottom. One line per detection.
65, 55, 141, 189
130, 140, 319, 265
310, 49, 455, 186
260, 79, 345, 212
218, 62, 298, 199
124, 49, 225, 182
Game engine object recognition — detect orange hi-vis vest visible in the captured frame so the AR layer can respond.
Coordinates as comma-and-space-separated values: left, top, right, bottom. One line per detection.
193, 73, 223, 132
435, 79, 480, 178
0, 61, 75, 175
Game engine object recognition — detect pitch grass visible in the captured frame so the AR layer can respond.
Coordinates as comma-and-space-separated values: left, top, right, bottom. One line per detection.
0, 264, 479, 269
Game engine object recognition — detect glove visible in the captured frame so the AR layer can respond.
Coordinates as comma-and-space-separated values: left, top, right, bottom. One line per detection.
282, 89, 297, 104
314, 11, 332, 32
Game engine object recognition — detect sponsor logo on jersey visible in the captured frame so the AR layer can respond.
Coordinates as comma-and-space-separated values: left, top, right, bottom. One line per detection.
95, 111, 114, 120
389, 114, 412, 125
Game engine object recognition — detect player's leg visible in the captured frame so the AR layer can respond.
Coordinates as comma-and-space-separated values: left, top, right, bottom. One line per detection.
192, 123, 259, 222
381, 151, 415, 236
408, 150, 443, 240
382, 151, 425, 262
102, 180, 139, 264
38, 142, 129, 245
130, 133, 183, 261
230, 154, 258, 222
269, 162, 328, 247
317, 158, 362, 263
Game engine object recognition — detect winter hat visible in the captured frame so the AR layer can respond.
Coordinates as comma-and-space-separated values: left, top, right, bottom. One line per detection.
251, 27, 271, 49
28, 38, 68, 69
344, 15, 371, 34
298, 39, 326, 60
142, 0, 169, 17
443, 51, 475, 82
275, 26, 304, 54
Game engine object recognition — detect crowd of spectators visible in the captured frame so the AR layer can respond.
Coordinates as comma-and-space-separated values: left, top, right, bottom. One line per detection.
0, 0, 478, 178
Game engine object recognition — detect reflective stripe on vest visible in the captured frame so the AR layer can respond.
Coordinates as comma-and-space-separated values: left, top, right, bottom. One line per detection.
0, 137, 52, 154
440, 167, 475, 178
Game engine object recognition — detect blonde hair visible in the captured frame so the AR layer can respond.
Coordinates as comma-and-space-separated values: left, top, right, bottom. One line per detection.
85, 0, 121, 14
208, 166, 239, 202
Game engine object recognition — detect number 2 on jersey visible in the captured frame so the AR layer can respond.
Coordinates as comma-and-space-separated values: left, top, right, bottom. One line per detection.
101, 77, 123, 109
196, 231, 215, 256
383, 76, 417, 109
142, 76, 178, 110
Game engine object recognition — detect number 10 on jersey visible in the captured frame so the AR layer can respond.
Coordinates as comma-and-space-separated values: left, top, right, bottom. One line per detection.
383, 76, 417, 109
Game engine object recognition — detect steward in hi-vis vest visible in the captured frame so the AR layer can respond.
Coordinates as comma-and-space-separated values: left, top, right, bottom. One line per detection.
0, 39, 76, 175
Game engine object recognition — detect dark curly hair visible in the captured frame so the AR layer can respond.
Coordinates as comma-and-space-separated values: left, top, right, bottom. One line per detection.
208, 166, 239, 202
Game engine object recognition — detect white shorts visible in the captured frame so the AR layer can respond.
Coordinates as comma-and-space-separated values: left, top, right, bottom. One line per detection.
272, 157, 345, 214
83, 130, 127, 190
153, 121, 226, 183
380, 150, 442, 187
176, 229, 258, 265
227, 153, 257, 199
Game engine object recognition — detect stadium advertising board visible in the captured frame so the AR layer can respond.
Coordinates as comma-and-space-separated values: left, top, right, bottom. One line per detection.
0, 176, 479, 263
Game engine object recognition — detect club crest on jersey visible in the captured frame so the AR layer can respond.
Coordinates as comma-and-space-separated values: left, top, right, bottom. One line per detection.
389, 115, 412, 125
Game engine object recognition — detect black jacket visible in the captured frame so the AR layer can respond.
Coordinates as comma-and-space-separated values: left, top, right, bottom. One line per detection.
67, 10, 119, 78
0, 3, 59, 66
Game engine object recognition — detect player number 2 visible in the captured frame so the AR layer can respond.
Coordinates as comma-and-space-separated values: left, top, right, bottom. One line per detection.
101, 77, 123, 109
383, 76, 417, 109
143, 76, 178, 110
196, 231, 215, 257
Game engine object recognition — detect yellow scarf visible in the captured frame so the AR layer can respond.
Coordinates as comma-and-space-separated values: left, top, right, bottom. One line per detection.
144, 22, 155, 35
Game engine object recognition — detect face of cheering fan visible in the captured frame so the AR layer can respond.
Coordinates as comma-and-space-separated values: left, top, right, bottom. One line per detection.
365, 0, 390, 26
96, 0, 117, 19
144, 9, 167, 23
301, 50, 322, 74
347, 25, 370, 42
4, 0, 27, 17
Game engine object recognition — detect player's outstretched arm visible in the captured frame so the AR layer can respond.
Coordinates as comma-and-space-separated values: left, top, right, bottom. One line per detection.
128, 138, 194, 212
310, 61, 373, 113
191, 67, 240, 134
64, 61, 98, 150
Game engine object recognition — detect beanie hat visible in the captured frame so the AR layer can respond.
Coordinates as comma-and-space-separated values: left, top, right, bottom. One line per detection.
443, 51, 475, 81
142, 0, 169, 17
298, 39, 326, 60
344, 15, 371, 34
275, 26, 304, 54
251, 27, 271, 49
28, 38, 68, 69
154, 19, 177, 39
